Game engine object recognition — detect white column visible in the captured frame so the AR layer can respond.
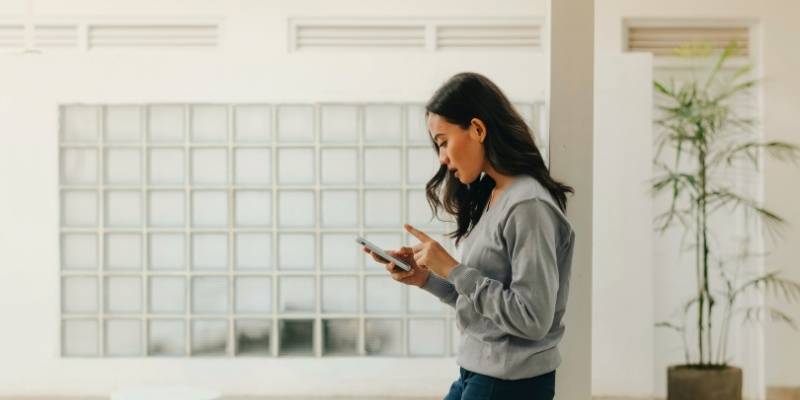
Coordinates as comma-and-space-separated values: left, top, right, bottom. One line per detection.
547, 0, 594, 398
593, 53, 655, 397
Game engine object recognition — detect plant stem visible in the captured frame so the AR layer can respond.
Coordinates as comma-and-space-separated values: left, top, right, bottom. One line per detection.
696, 193, 705, 365
697, 128, 712, 366
702, 156, 712, 366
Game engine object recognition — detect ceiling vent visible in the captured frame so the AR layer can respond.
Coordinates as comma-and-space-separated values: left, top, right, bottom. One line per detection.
33, 25, 79, 49
294, 24, 426, 49
0, 25, 25, 49
626, 25, 749, 57
436, 24, 541, 49
290, 18, 542, 52
87, 24, 219, 49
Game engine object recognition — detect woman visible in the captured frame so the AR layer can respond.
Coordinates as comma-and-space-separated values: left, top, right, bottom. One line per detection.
363, 72, 575, 400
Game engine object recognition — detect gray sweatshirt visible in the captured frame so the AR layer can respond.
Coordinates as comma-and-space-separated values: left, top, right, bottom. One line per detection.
422, 174, 575, 380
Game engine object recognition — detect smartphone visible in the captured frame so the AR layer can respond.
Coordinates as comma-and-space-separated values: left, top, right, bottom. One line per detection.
354, 236, 411, 271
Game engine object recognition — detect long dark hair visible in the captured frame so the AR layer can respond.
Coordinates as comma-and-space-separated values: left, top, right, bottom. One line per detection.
424, 72, 573, 247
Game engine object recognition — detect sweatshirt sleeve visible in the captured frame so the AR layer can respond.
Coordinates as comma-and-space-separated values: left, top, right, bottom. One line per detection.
421, 270, 458, 308
446, 198, 561, 341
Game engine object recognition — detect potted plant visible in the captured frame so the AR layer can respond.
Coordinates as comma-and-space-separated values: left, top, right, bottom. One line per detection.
651, 42, 800, 400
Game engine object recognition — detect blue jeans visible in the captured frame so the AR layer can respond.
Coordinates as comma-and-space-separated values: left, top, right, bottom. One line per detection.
443, 367, 556, 400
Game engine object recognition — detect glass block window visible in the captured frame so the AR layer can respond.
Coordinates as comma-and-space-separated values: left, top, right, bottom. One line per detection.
58, 102, 544, 357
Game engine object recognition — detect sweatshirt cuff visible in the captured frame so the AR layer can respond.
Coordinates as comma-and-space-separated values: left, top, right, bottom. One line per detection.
421, 271, 456, 299
447, 263, 483, 295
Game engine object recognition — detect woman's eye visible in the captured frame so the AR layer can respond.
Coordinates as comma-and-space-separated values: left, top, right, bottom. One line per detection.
440, 141, 447, 147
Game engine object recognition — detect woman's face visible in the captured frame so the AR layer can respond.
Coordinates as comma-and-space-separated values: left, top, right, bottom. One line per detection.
426, 112, 486, 185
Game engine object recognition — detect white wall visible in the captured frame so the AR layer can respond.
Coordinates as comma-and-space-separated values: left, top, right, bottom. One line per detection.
595, 0, 800, 397
0, 0, 594, 397
760, 0, 800, 388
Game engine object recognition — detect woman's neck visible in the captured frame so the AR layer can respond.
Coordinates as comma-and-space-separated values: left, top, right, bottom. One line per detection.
484, 166, 515, 192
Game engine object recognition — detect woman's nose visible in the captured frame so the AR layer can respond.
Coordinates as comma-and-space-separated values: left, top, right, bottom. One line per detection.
438, 149, 449, 165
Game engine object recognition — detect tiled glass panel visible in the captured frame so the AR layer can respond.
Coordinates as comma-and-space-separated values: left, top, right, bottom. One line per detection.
321, 105, 358, 143
235, 233, 272, 270
148, 233, 185, 271
104, 233, 142, 270
364, 148, 401, 185
408, 319, 446, 356
191, 105, 228, 142
235, 190, 271, 227
278, 148, 315, 184
365, 319, 402, 356
320, 148, 357, 184
279, 277, 315, 313
59, 102, 470, 359
191, 233, 228, 270
104, 106, 141, 143
191, 190, 228, 228
278, 234, 315, 270
235, 277, 272, 313
149, 276, 186, 314
192, 319, 228, 356
407, 189, 442, 230
235, 319, 272, 356
148, 105, 184, 143
321, 190, 357, 228
408, 287, 445, 313
62, 276, 98, 313
234, 148, 271, 185
62, 319, 99, 356
191, 277, 229, 314
278, 190, 314, 228
322, 319, 358, 356
235, 105, 271, 142
61, 148, 97, 184
406, 104, 429, 144
191, 148, 228, 185
148, 319, 185, 356
321, 234, 359, 271
365, 276, 403, 314
364, 105, 401, 143
148, 190, 185, 227
278, 319, 314, 356
407, 147, 439, 184
148, 148, 185, 185
363, 190, 401, 228
62, 105, 99, 142
105, 276, 142, 313
105, 190, 142, 228
513, 102, 536, 130
322, 276, 358, 313
277, 105, 314, 142
62, 190, 97, 227
61, 233, 97, 270
105, 319, 142, 356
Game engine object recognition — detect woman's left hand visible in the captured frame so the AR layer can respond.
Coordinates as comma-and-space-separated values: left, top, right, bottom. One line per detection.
405, 224, 460, 279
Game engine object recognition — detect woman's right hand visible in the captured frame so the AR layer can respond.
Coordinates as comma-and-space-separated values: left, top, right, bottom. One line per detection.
362, 246, 431, 288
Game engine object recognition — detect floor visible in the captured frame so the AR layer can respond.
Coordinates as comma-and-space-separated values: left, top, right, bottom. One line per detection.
4, 391, 795, 399
0, 396, 665, 399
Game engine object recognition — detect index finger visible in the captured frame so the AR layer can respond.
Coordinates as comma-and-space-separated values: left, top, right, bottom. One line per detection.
404, 224, 432, 243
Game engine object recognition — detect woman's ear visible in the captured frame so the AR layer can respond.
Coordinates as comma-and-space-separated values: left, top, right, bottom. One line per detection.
470, 118, 487, 143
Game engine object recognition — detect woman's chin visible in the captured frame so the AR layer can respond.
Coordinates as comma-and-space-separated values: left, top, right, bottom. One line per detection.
455, 173, 475, 185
